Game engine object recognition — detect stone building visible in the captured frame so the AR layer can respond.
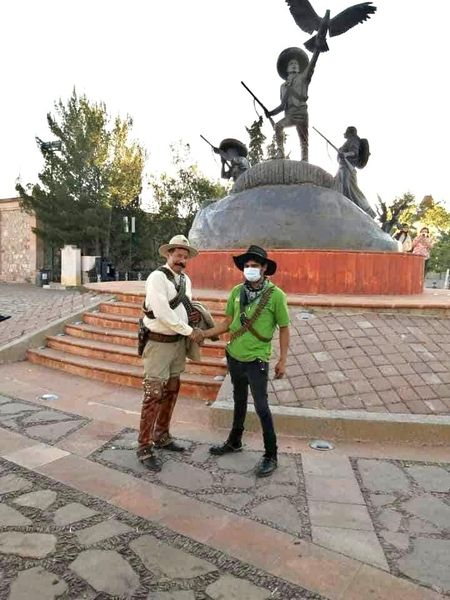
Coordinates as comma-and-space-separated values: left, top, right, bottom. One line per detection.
0, 197, 43, 283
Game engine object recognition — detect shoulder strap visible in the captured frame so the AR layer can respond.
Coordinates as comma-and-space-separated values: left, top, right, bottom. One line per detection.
142, 268, 187, 319
230, 285, 275, 343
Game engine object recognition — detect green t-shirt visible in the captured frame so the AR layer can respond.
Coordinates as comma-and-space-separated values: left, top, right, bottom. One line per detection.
225, 282, 290, 362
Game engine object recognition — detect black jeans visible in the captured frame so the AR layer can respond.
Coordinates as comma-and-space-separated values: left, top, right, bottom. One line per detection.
226, 352, 277, 457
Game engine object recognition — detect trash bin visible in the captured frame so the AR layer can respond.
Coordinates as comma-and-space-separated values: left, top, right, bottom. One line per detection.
94, 258, 116, 282
37, 269, 52, 287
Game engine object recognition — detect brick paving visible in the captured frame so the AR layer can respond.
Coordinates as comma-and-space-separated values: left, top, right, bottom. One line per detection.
0, 284, 100, 347
267, 309, 450, 415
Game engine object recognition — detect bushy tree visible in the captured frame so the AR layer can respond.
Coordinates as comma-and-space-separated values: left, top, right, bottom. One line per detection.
428, 232, 450, 274
16, 90, 144, 270
376, 192, 417, 233
146, 143, 228, 268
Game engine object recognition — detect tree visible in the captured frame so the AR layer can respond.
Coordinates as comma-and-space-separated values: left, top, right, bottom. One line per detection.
16, 90, 144, 269
147, 143, 228, 268
375, 192, 417, 233
415, 195, 450, 233
428, 232, 450, 274
245, 117, 266, 165
245, 116, 286, 163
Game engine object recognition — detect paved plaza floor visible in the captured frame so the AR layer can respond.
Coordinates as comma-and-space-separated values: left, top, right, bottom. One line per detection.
0, 284, 100, 347
0, 381, 448, 599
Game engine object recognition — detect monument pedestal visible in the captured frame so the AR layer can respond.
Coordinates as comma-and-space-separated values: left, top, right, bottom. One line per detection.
188, 160, 423, 295
187, 249, 423, 296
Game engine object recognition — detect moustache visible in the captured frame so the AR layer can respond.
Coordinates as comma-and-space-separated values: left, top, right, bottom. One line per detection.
175, 262, 186, 268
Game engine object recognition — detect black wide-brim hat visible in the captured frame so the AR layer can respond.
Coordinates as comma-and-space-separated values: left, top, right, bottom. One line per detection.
219, 138, 248, 157
233, 245, 277, 276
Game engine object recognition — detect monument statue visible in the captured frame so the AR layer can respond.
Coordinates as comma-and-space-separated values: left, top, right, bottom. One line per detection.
262, 0, 377, 162
314, 126, 375, 218
285, 0, 377, 53
200, 135, 250, 182
265, 45, 322, 162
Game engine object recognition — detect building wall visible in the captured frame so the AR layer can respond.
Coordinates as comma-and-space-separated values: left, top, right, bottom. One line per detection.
0, 198, 43, 283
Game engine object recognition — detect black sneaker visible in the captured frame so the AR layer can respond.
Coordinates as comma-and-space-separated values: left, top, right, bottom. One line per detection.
255, 456, 277, 478
209, 441, 243, 456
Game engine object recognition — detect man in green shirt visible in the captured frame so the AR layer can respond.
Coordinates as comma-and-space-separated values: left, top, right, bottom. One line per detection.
201, 245, 290, 477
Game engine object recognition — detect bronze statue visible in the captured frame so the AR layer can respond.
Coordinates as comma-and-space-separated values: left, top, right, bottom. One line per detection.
285, 0, 377, 52
201, 135, 250, 182
265, 45, 322, 162
263, 0, 377, 162
315, 126, 375, 218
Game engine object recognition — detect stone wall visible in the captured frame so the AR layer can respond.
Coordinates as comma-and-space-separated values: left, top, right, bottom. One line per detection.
0, 198, 43, 283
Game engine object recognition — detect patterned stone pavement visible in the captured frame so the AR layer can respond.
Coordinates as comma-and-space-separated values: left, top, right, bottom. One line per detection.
354, 458, 450, 595
0, 283, 100, 347
0, 391, 449, 597
92, 428, 450, 595
268, 310, 450, 415
0, 394, 88, 444
0, 457, 323, 600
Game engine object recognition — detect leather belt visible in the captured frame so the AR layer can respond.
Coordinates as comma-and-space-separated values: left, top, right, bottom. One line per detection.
147, 331, 184, 343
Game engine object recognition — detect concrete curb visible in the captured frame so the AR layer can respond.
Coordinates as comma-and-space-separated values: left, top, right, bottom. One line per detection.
210, 400, 450, 445
0, 295, 113, 364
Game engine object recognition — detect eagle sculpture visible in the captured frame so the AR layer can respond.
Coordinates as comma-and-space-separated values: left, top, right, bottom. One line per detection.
285, 0, 377, 52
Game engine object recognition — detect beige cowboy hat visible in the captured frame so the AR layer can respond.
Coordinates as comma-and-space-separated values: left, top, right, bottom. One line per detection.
158, 234, 198, 259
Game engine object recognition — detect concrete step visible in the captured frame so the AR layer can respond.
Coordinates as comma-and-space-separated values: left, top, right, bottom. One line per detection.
83, 310, 229, 332
27, 347, 222, 400
100, 300, 226, 321
46, 335, 227, 376
65, 322, 227, 357
114, 292, 228, 312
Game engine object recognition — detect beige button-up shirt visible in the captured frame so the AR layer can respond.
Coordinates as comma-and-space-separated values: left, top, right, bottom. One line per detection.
143, 265, 193, 337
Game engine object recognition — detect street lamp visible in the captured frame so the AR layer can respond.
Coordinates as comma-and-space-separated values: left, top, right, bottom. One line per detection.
35, 137, 62, 281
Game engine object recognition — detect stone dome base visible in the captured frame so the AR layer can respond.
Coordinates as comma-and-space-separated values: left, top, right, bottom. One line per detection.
190, 182, 398, 252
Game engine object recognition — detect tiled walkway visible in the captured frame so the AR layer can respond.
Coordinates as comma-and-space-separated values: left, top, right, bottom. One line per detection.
0, 386, 448, 599
0, 283, 100, 347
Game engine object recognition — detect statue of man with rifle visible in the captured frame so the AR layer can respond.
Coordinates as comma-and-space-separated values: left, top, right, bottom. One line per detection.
314, 125, 375, 218
200, 135, 250, 182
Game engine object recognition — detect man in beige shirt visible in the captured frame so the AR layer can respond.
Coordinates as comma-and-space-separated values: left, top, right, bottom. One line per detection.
137, 235, 202, 471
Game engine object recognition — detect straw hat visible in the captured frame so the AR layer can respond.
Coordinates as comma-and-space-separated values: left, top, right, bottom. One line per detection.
158, 235, 198, 259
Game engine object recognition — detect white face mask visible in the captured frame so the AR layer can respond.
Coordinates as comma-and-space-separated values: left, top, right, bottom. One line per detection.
243, 267, 261, 282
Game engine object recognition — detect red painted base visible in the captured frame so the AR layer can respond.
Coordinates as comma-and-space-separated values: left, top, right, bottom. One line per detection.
187, 249, 424, 295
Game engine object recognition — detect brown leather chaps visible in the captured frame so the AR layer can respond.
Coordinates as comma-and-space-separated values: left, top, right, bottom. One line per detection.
138, 376, 181, 449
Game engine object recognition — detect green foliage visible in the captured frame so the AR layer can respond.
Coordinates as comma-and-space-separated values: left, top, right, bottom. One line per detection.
16, 89, 144, 263
428, 232, 450, 273
415, 195, 450, 233
245, 117, 266, 165
376, 192, 416, 233
146, 143, 228, 268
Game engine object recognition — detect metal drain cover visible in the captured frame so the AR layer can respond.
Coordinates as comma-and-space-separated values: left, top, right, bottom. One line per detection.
309, 439, 334, 451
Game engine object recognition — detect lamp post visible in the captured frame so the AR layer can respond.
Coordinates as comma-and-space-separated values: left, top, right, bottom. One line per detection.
35, 137, 63, 279
123, 215, 136, 279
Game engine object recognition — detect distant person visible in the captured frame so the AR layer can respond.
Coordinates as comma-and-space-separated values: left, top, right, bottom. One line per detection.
394, 224, 412, 253
412, 227, 434, 271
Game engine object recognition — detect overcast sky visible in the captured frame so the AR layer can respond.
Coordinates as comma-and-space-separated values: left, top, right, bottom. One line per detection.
2, 0, 449, 211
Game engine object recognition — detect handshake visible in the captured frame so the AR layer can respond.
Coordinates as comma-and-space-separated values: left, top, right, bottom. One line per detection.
189, 328, 205, 344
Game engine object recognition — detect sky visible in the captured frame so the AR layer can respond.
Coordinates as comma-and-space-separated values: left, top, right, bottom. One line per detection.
1, 0, 449, 212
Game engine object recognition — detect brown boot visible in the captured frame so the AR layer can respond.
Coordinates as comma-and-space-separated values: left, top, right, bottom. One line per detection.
137, 378, 164, 457
154, 376, 184, 451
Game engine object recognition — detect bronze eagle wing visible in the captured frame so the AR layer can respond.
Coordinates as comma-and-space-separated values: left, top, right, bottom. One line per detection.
329, 2, 377, 37
284, 0, 322, 35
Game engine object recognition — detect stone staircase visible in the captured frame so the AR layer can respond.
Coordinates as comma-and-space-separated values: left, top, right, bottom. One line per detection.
27, 291, 228, 401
